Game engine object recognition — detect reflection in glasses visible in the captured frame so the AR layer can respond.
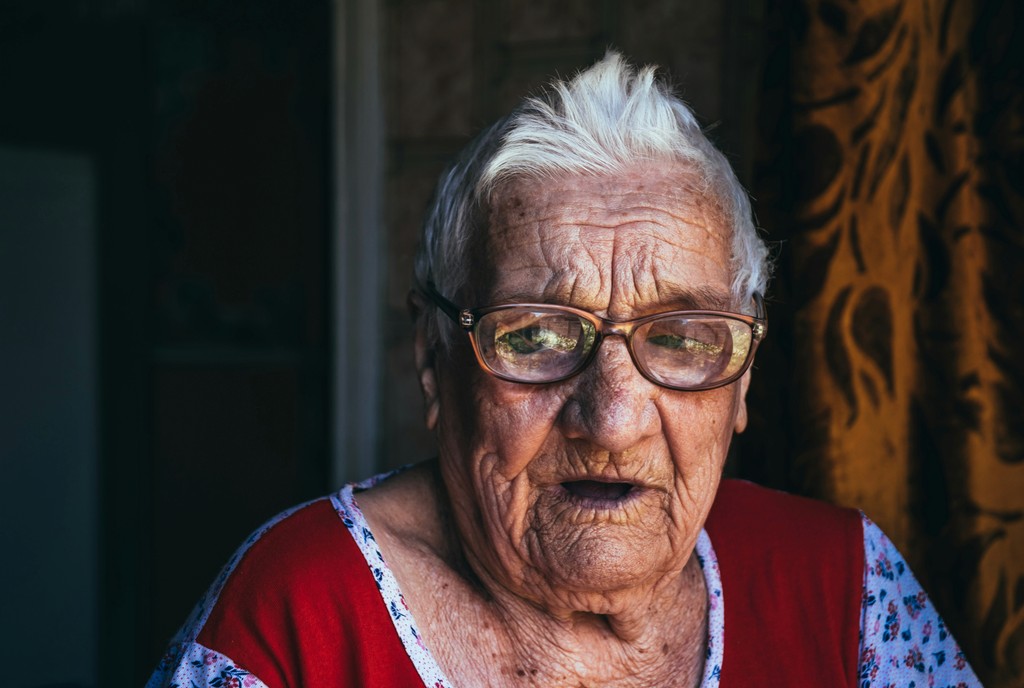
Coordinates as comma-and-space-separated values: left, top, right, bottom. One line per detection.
423, 282, 767, 392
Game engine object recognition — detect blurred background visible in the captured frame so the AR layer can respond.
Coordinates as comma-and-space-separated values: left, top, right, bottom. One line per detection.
1, 0, 1021, 686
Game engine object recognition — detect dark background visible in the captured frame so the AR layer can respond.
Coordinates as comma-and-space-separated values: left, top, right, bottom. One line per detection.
1, 1, 1019, 686
2, 4, 332, 685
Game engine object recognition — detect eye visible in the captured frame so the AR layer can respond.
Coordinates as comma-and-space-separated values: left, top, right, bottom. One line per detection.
479, 309, 597, 381
496, 325, 579, 355
646, 333, 724, 358
498, 327, 544, 354
647, 333, 683, 349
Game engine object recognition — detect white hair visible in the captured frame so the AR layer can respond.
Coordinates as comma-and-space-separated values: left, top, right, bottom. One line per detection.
415, 52, 771, 348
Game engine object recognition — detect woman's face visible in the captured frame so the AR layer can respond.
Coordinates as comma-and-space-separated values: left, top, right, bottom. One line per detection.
420, 167, 751, 612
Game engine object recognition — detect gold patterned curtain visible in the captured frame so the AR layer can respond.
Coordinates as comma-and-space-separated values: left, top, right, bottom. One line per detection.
747, 0, 1024, 684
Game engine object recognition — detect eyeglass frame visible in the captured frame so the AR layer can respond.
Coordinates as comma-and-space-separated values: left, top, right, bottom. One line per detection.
421, 281, 768, 392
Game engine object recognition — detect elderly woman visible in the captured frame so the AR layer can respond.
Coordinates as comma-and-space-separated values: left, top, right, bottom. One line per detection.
149, 54, 980, 687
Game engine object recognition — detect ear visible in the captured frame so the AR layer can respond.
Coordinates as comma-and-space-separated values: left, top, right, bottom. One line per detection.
409, 291, 441, 431
733, 368, 752, 434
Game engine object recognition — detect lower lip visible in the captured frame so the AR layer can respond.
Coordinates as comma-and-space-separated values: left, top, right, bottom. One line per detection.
558, 480, 639, 509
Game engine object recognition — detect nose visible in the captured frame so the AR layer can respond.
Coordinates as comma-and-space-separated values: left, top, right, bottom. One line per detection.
557, 336, 662, 453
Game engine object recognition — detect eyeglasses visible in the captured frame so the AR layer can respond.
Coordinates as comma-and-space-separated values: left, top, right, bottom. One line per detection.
423, 282, 767, 391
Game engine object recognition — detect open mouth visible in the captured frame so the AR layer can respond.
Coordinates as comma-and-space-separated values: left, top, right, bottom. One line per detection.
560, 480, 635, 503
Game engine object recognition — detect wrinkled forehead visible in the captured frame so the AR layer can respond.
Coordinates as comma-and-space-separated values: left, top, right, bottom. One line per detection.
486, 166, 727, 225
469, 169, 734, 311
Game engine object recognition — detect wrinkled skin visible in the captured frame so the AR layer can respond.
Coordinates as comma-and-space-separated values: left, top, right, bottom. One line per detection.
368, 165, 753, 686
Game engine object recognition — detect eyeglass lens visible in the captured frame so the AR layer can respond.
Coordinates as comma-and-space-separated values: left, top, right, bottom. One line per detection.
474, 307, 754, 389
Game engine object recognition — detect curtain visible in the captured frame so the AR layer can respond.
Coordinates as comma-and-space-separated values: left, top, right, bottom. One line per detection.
749, 0, 1024, 684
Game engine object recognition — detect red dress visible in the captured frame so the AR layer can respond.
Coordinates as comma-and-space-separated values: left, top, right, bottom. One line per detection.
147, 477, 978, 688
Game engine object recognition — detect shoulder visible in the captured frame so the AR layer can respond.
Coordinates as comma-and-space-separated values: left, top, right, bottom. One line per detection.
356, 461, 451, 560
202, 496, 369, 622
704, 478, 865, 604
202, 497, 375, 676
705, 480, 865, 686
704, 479, 865, 607
163, 496, 360, 650
148, 491, 414, 688
145, 497, 351, 686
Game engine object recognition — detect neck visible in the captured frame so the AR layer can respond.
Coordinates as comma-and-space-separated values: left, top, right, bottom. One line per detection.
477, 555, 709, 687
433, 464, 707, 636
479, 547, 706, 635
429, 467, 708, 685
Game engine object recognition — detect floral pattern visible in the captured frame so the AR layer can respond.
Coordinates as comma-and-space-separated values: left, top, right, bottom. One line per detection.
693, 531, 724, 685
154, 644, 266, 688
857, 517, 981, 687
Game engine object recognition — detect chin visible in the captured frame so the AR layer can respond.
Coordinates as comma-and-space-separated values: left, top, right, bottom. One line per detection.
525, 517, 682, 595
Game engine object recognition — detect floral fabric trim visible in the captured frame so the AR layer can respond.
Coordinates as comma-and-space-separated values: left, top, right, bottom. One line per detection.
695, 529, 725, 687
333, 472, 454, 688
150, 642, 267, 688
857, 515, 981, 687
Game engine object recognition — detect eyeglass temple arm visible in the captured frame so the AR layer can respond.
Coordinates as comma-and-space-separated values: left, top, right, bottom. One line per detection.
422, 281, 474, 329
752, 292, 768, 340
